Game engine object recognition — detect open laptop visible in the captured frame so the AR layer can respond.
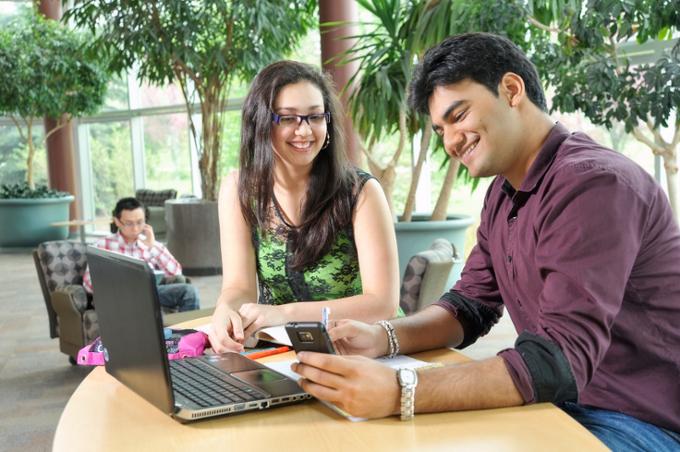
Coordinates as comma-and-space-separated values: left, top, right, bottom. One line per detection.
86, 246, 310, 422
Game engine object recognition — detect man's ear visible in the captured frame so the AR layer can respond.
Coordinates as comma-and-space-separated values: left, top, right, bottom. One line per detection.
499, 72, 525, 108
113, 217, 122, 229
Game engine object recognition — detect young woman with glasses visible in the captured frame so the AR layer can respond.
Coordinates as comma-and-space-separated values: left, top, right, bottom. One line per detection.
209, 60, 399, 353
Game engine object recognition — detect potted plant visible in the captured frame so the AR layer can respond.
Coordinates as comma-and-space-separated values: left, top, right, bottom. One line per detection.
0, 10, 109, 247
65, 0, 317, 274
339, 0, 550, 285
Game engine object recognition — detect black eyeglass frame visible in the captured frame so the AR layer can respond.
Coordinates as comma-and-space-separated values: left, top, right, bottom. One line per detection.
271, 112, 331, 126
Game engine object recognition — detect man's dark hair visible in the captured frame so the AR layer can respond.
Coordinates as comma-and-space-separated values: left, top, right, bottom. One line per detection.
409, 32, 547, 115
110, 197, 148, 233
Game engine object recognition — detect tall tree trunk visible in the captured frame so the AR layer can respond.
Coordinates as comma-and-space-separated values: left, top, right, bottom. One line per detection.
363, 109, 407, 217
431, 158, 459, 221
401, 119, 432, 222
25, 120, 35, 189
200, 92, 218, 201
633, 121, 680, 217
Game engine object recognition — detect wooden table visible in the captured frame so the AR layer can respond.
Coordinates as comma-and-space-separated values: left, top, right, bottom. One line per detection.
50, 219, 95, 244
53, 320, 605, 452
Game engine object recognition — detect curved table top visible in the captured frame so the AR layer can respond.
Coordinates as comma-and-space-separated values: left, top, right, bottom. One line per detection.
53, 319, 605, 452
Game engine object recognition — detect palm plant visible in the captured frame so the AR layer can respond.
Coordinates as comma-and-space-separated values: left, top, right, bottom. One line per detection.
342, 0, 547, 221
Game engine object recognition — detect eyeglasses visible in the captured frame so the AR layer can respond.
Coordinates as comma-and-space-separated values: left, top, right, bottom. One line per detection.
120, 220, 145, 229
271, 112, 330, 128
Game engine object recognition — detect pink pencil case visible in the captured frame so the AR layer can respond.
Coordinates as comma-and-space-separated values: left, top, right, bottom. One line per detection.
77, 328, 209, 366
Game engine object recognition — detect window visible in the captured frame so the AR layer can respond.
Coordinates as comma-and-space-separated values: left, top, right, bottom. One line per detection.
87, 121, 134, 225
143, 113, 192, 195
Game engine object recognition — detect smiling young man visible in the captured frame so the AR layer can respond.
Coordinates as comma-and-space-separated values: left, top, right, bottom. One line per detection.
83, 197, 200, 313
291, 33, 680, 450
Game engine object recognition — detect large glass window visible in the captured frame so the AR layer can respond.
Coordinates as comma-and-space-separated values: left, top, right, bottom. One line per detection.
143, 114, 192, 195
0, 123, 47, 186
219, 109, 242, 177
139, 82, 185, 109
100, 74, 130, 112
88, 121, 134, 226
0, 1, 29, 24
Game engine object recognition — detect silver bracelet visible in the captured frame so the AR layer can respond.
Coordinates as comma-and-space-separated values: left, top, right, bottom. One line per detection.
376, 320, 399, 358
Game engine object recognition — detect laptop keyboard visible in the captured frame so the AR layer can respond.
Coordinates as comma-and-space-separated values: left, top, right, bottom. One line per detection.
170, 359, 265, 408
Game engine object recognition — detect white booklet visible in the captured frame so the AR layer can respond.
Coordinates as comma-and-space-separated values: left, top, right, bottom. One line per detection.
194, 323, 292, 347
264, 354, 434, 422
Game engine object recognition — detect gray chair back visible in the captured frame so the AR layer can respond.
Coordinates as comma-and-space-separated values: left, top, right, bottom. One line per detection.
399, 239, 456, 314
36, 240, 88, 290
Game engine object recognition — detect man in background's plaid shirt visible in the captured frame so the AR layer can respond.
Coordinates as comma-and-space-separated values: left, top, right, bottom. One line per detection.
83, 197, 200, 312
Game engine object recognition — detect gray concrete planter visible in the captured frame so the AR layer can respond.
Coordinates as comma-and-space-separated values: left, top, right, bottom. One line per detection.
395, 214, 474, 290
165, 199, 222, 276
0, 195, 74, 247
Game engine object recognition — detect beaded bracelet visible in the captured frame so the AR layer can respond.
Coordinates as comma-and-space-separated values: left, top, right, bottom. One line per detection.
376, 320, 399, 358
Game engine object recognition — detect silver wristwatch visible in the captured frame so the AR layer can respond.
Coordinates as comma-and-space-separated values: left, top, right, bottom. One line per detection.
397, 368, 418, 421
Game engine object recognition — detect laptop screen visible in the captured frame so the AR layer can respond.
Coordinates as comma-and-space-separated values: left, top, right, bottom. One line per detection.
86, 247, 175, 414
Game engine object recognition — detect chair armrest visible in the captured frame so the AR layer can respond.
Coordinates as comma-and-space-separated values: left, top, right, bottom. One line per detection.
52, 285, 89, 314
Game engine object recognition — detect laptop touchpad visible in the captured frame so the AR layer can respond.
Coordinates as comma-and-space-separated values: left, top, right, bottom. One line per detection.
232, 369, 295, 395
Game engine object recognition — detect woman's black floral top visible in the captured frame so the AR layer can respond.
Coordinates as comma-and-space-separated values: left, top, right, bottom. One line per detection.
253, 171, 373, 305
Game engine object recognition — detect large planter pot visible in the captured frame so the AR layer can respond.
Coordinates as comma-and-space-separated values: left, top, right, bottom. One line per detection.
165, 199, 221, 276
395, 214, 474, 291
0, 196, 75, 247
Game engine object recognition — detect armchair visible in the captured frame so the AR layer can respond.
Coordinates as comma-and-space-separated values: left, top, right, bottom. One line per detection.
399, 239, 458, 315
34, 240, 212, 365
135, 189, 178, 240
33, 240, 97, 365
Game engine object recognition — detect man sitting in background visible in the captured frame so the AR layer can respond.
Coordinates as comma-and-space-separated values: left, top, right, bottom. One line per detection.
83, 197, 200, 312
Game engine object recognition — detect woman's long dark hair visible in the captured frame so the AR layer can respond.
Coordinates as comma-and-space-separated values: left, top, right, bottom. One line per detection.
238, 60, 357, 271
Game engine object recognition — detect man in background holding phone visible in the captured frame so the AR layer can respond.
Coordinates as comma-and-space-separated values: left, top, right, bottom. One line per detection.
291, 33, 680, 451
83, 197, 200, 313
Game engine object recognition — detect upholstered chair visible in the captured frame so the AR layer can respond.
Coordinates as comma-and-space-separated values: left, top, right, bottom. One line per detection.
34, 240, 212, 365
399, 239, 458, 315
34, 240, 97, 364
135, 189, 178, 240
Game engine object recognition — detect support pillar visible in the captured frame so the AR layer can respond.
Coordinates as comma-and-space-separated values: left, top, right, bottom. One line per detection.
319, 0, 361, 165
38, 0, 80, 225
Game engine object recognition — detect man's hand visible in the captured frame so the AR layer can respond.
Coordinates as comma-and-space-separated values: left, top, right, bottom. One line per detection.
208, 303, 246, 353
239, 303, 287, 339
140, 224, 156, 248
292, 352, 400, 419
328, 319, 389, 358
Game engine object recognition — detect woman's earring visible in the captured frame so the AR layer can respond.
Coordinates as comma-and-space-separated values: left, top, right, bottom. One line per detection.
321, 133, 331, 150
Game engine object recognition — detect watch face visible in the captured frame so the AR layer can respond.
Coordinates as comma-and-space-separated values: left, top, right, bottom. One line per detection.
398, 368, 417, 386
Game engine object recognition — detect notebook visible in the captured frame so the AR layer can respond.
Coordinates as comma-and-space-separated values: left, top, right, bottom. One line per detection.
86, 246, 310, 422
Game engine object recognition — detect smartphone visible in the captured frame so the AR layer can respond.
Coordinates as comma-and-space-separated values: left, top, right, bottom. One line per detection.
285, 322, 336, 354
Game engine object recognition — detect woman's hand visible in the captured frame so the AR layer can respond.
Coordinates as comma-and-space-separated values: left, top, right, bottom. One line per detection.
328, 319, 389, 358
208, 303, 246, 353
239, 303, 288, 339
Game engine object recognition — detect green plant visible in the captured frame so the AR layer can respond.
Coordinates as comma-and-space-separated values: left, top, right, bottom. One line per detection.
529, 0, 680, 214
65, 0, 318, 201
0, 183, 70, 199
0, 10, 110, 190
341, 0, 549, 221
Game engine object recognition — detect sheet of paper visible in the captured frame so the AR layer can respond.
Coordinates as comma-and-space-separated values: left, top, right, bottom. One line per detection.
264, 355, 434, 422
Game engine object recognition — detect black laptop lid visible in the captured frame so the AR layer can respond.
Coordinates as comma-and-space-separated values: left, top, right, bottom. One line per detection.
86, 246, 175, 414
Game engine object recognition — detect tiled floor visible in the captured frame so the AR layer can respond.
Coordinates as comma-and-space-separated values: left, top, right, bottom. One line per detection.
0, 247, 515, 452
